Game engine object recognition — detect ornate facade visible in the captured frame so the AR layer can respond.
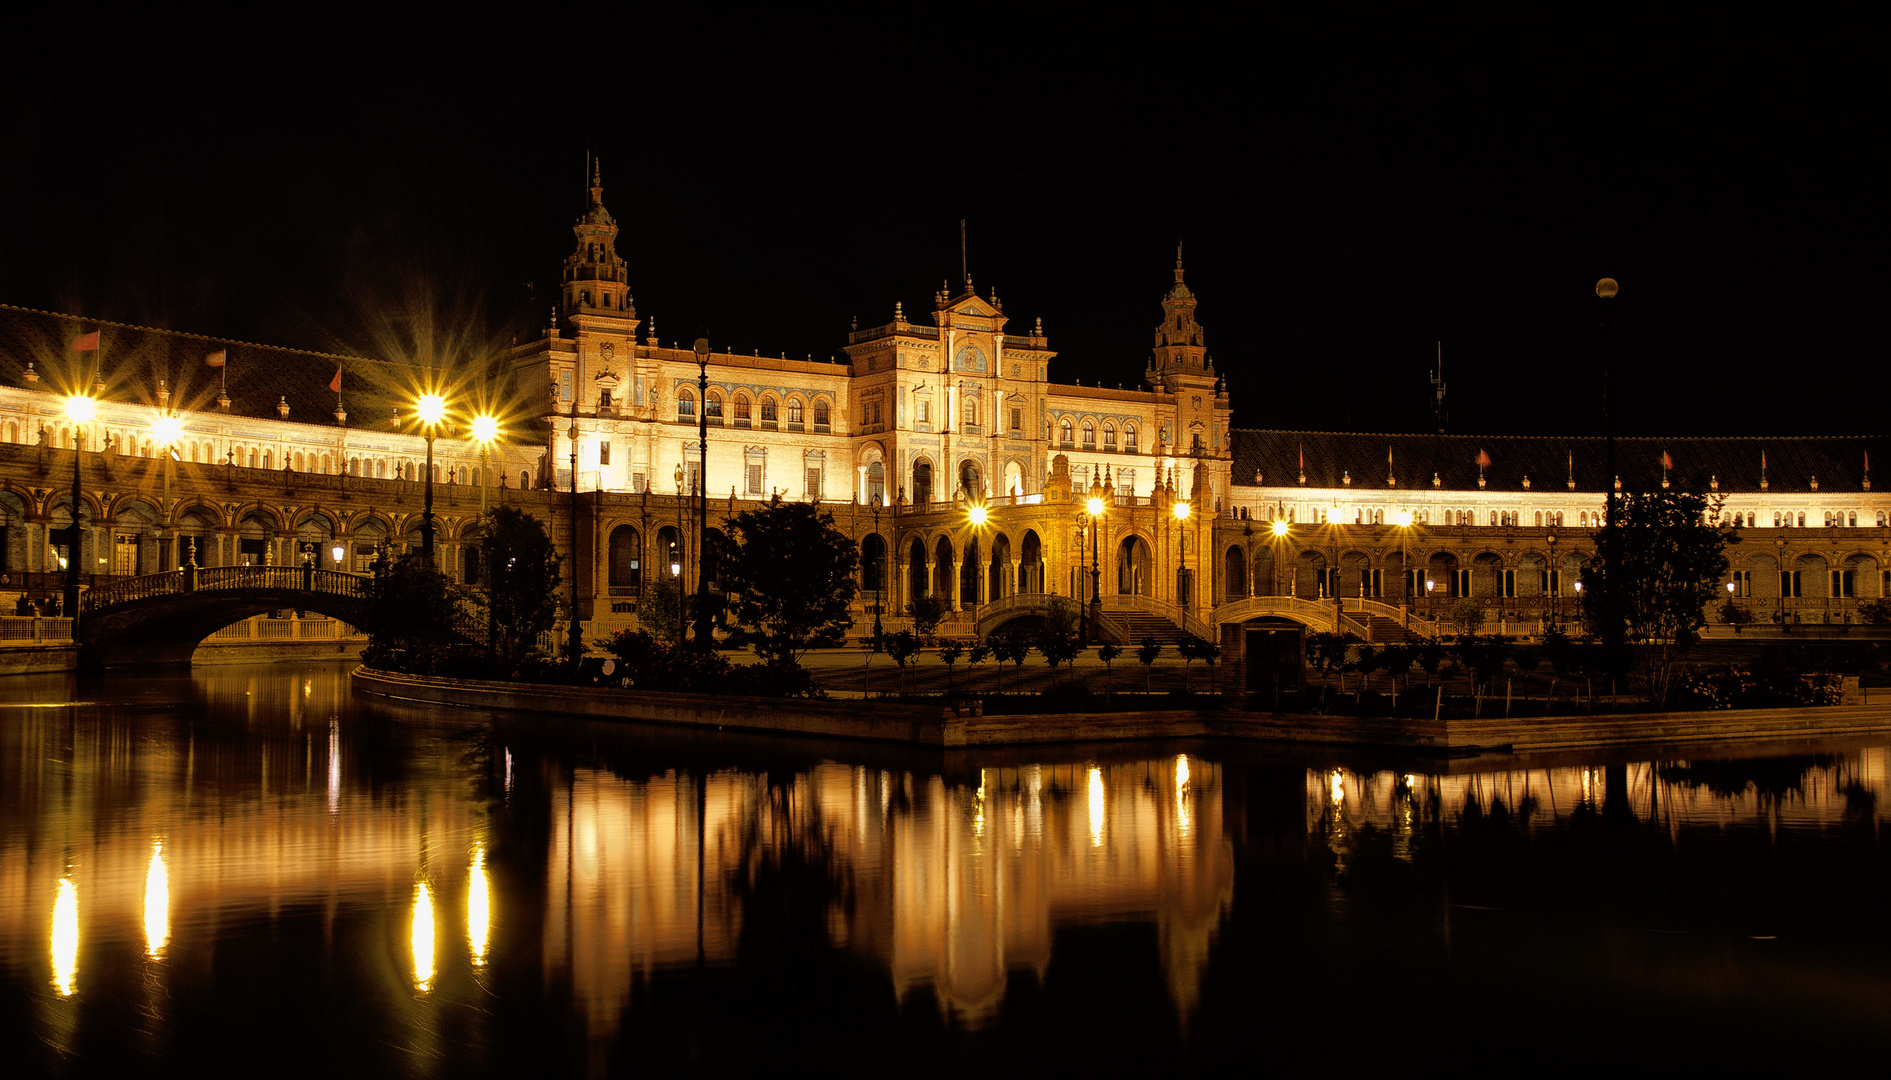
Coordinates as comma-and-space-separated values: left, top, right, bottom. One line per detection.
4, 171, 1889, 658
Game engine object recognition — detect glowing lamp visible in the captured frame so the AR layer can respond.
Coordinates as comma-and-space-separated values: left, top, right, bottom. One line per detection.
1393, 510, 1413, 527
470, 414, 500, 444
331, 544, 346, 564
1271, 519, 1290, 537
152, 414, 184, 446
65, 395, 96, 424
415, 393, 447, 426
1173, 501, 1191, 521
1086, 496, 1105, 517
968, 504, 988, 526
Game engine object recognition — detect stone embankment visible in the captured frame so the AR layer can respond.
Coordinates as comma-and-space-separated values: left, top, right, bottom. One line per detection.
350, 667, 1891, 752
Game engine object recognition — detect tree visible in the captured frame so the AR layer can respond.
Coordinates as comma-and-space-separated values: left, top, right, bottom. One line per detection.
1136, 636, 1164, 693
637, 575, 685, 645
967, 642, 991, 694
719, 496, 859, 664
480, 506, 562, 662
937, 640, 964, 692
1036, 597, 1084, 676
367, 552, 458, 660
1449, 597, 1485, 637
883, 629, 921, 693
1580, 487, 1737, 705
1096, 642, 1122, 698
1177, 635, 1219, 692
908, 595, 946, 637
1720, 601, 1755, 634
991, 632, 1033, 692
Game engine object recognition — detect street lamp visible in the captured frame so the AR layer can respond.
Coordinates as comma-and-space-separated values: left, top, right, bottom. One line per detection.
1084, 488, 1105, 646
63, 394, 95, 617
152, 411, 184, 569
1393, 509, 1413, 620
966, 502, 989, 632
870, 493, 889, 644
1173, 499, 1191, 612
1271, 518, 1289, 598
414, 392, 447, 560
693, 337, 713, 651
470, 414, 500, 516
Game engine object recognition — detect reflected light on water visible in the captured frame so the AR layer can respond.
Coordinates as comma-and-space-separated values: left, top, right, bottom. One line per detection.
468, 847, 491, 967
412, 882, 436, 992
327, 718, 340, 815
144, 841, 170, 960
1088, 766, 1105, 847
1176, 755, 1192, 838
51, 876, 78, 996
974, 770, 987, 838
1329, 770, 1345, 806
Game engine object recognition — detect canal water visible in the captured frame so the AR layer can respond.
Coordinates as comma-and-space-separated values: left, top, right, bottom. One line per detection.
2, 662, 1888, 1077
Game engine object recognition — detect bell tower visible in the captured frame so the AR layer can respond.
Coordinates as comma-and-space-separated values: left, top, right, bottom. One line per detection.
1147, 244, 1210, 389
561, 162, 635, 324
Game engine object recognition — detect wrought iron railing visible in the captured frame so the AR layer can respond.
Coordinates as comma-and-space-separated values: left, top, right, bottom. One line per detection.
79, 565, 371, 615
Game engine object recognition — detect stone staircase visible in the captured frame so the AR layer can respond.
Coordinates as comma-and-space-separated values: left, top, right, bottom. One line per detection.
1360, 614, 1412, 642
1108, 610, 1196, 646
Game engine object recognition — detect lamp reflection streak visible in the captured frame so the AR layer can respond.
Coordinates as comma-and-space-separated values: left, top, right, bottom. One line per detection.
1175, 755, 1192, 839
144, 842, 170, 960
468, 846, 491, 967
1087, 766, 1105, 848
51, 876, 78, 996
412, 882, 436, 992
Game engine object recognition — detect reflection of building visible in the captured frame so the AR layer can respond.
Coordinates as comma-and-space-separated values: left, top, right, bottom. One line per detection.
539, 756, 1233, 1037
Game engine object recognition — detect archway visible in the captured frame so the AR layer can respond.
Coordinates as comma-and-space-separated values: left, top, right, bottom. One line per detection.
608, 524, 642, 594
959, 459, 983, 501
1224, 546, 1248, 601
907, 538, 928, 603
912, 459, 933, 506
1003, 460, 1023, 499
1019, 530, 1042, 593
988, 532, 1011, 601
1116, 535, 1152, 596
1253, 546, 1278, 596
861, 532, 887, 593
933, 536, 955, 604
866, 461, 885, 506
960, 536, 980, 606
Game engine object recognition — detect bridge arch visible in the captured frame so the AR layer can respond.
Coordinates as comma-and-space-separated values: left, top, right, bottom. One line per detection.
76, 566, 374, 669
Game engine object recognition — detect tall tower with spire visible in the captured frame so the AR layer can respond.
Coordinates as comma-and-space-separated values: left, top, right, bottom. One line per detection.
561, 163, 635, 324
1145, 246, 1224, 462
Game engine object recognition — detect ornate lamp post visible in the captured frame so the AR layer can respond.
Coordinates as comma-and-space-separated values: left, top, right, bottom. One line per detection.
692, 337, 713, 651
471, 414, 500, 517
1173, 498, 1192, 613
1084, 482, 1105, 646
62, 394, 95, 617
151, 411, 184, 570
674, 464, 686, 644
414, 393, 447, 560
870, 493, 888, 643
966, 502, 988, 633
1394, 509, 1414, 628
1271, 519, 1289, 598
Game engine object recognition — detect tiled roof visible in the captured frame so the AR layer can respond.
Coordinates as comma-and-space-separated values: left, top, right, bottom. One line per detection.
0, 304, 470, 429
1231, 429, 1889, 497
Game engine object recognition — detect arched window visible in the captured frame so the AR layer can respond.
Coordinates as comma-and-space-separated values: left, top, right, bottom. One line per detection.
1798, 512, 1806, 527
607, 525, 642, 591
1124, 425, 1138, 453
1060, 419, 1074, 447
1824, 512, 1833, 527
678, 389, 696, 419
1103, 423, 1116, 449
787, 399, 804, 425
963, 395, 978, 428
1534, 511, 1543, 527
760, 397, 778, 423
1849, 512, 1858, 527
913, 459, 933, 505
813, 399, 830, 427
734, 395, 752, 421
263, 451, 273, 470
1081, 421, 1095, 447
705, 392, 723, 419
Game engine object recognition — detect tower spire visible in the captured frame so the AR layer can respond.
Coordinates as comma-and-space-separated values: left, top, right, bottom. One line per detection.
1175, 240, 1185, 283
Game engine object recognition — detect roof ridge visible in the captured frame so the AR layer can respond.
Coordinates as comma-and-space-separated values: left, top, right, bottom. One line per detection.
1231, 428, 1883, 441
0, 302, 392, 366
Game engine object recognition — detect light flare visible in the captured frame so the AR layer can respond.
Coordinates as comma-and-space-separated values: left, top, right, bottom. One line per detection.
144, 842, 170, 960
470, 414, 501, 444
1330, 769, 1345, 806
1087, 766, 1105, 848
51, 877, 78, 996
412, 882, 436, 992
468, 846, 491, 967
1175, 755, 1192, 838
415, 393, 447, 427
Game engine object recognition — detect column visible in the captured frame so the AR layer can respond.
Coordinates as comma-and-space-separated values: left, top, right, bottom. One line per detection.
924, 561, 936, 601
975, 550, 989, 608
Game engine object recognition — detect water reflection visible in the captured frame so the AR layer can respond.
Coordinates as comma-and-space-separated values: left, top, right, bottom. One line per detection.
143, 841, 169, 960
468, 844, 491, 967
50, 876, 77, 996
543, 756, 1233, 1032
411, 881, 436, 992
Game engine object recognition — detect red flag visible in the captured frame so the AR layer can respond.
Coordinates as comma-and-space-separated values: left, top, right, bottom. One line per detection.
1476, 449, 1491, 468
205, 350, 226, 367
329, 365, 343, 394
73, 331, 99, 352
1661, 451, 1673, 470
1298, 444, 1304, 472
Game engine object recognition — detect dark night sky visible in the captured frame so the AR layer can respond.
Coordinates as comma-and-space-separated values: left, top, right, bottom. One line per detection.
2, 10, 1883, 438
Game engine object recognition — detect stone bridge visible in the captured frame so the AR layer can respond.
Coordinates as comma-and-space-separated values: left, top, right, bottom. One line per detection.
972, 592, 1440, 643
75, 565, 372, 668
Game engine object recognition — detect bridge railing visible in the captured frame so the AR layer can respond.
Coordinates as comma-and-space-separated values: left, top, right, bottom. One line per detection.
0, 616, 73, 643
1097, 594, 1217, 641
80, 565, 373, 615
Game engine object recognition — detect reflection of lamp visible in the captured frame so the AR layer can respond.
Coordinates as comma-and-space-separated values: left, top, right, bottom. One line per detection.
52, 875, 78, 996
411, 882, 436, 993
143, 841, 170, 960
467, 844, 491, 967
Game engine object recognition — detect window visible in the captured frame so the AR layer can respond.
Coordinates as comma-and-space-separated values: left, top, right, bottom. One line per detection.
1125, 426, 1138, 452
1103, 424, 1116, 449
678, 390, 695, 419
761, 398, 778, 423
734, 396, 752, 421
706, 393, 723, 418
806, 468, 823, 501
787, 400, 804, 425
1010, 408, 1022, 432
963, 396, 978, 428
916, 400, 930, 425
1849, 512, 1858, 527
598, 388, 612, 409
747, 463, 764, 494
1060, 419, 1074, 447
1832, 569, 1856, 597
1798, 513, 1807, 527
1081, 422, 1095, 447
560, 370, 573, 401
599, 441, 610, 466
1503, 569, 1517, 598
813, 399, 830, 427
1780, 570, 1802, 598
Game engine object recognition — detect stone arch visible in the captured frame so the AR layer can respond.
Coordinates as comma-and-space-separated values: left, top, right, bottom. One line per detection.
1470, 551, 1504, 598
784, 393, 807, 427
1339, 548, 1373, 599
1843, 552, 1879, 598
1516, 551, 1549, 597
958, 458, 983, 500
960, 535, 980, 606
1425, 551, 1460, 598
811, 395, 832, 427
1003, 459, 1024, 498
908, 536, 929, 601
1294, 549, 1328, 598
933, 535, 955, 601
608, 524, 642, 592
1018, 529, 1043, 593
1252, 546, 1278, 596
912, 456, 934, 506
860, 531, 887, 593
988, 531, 1011, 600
1223, 545, 1248, 600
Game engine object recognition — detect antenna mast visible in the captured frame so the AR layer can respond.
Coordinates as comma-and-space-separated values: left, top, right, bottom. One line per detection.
1430, 341, 1448, 433
960, 219, 969, 291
